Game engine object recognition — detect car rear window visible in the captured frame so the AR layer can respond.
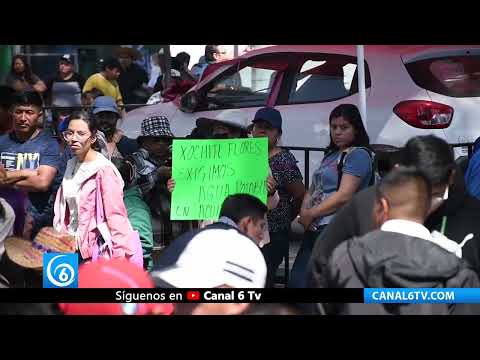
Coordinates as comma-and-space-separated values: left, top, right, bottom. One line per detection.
405, 55, 480, 97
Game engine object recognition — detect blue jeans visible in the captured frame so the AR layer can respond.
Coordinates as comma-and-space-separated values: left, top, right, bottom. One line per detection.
288, 227, 325, 288
261, 229, 291, 288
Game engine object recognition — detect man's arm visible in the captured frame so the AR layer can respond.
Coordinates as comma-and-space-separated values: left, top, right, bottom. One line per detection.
7, 165, 57, 192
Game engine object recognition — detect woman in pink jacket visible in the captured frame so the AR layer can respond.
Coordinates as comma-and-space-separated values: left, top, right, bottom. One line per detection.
53, 111, 141, 265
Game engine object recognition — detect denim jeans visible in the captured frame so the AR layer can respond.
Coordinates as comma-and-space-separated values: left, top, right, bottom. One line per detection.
261, 229, 291, 287
288, 226, 326, 288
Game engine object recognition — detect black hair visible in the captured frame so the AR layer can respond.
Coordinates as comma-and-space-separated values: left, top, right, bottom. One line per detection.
205, 45, 221, 62
326, 103, 370, 154
10, 55, 35, 84
111, 157, 135, 188
11, 91, 43, 110
219, 194, 267, 224
175, 52, 191, 67
0, 86, 15, 111
101, 57, 122, 71
376, 166, 432, 219
68, 110, 98, 134
401, 135, 455, 186
171, 57, 183, 72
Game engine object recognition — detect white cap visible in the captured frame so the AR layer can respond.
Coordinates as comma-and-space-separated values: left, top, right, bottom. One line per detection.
152, 228, 267, 288
196, 109, 250, 131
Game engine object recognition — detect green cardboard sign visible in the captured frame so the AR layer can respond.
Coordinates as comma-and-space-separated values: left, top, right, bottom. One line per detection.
171, 137, 269, 220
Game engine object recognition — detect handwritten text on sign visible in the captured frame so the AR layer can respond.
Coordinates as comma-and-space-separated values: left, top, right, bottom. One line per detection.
171, 138, 269, 220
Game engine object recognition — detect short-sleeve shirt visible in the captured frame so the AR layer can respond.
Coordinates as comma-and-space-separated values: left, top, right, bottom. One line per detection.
308, 147, 372, 228
83, 73, 123, 106
268, 150, 303, 232
0, 131, 62, 214
45, 72, 85, 107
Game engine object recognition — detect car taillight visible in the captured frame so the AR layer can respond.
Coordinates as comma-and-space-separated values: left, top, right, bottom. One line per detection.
393, 100, 454, 129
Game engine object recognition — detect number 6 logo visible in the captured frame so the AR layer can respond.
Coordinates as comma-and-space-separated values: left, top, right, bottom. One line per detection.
43, 253, 78, 288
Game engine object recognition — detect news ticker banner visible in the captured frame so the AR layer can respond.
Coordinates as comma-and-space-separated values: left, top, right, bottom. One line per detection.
1, 288, 480, 303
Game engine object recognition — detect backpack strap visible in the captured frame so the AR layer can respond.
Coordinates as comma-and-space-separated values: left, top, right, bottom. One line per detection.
336, 147, 375, 191
336, 151, 349, 191
93, 173, 113, 261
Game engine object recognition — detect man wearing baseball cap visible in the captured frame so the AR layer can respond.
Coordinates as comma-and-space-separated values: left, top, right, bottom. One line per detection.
152, 227, 267, 315
252, 106, 283, 133
44, 55, 85, 134
92, 96, 138, 159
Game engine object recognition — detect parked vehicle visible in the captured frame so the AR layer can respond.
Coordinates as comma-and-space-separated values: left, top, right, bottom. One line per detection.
121, 45, 480, 183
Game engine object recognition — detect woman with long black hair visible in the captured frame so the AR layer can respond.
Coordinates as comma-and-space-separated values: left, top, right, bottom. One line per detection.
6, 55, 46, 94
292, 103, 374, 288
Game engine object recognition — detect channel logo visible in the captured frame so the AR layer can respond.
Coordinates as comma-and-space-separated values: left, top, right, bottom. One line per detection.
43, 253, 78, 288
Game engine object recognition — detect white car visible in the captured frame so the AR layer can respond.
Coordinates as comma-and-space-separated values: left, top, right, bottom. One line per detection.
121, 45, 480, 182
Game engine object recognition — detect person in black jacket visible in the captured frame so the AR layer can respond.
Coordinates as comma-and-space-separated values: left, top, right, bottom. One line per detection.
308, 135, 480, 288
323, 167, 480, 315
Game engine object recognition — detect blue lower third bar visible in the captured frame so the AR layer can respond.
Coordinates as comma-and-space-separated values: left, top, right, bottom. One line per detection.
364, 288, 480, 304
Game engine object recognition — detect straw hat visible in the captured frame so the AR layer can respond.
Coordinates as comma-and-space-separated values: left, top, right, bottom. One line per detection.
113, 46, 142, 61
4, 227, 76, 270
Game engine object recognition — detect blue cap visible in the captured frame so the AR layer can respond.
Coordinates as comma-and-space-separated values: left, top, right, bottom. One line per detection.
92, 96, 119, 115
253, 107, 282, 131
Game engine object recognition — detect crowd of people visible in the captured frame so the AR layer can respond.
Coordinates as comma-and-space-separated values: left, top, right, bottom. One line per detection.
2, 46, 480, 315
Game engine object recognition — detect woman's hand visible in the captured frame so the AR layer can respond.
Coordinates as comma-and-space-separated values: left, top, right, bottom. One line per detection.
266, 175, 277, 196
167, 178, 176, 193
299, 208, 315, 230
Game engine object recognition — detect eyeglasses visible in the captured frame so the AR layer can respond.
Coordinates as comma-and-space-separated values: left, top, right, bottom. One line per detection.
62, 130, 91, 141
